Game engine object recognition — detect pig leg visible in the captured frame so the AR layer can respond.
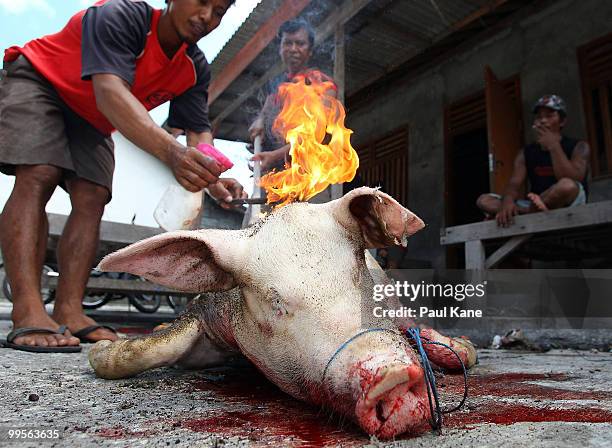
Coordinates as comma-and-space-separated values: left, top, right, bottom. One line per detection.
89, 313, 225, 379
419, 328, 477, 370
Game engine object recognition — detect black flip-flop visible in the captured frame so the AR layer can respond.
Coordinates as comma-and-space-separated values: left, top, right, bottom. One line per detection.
1, 325, 82, 353
72, 325, 117, 343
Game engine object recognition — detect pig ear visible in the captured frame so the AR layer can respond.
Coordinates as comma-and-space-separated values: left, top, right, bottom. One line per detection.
97, 230, 243, 293
330, 187, 425, 249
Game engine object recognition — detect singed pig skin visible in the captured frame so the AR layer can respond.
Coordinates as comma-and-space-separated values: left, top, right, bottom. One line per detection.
89, 188, 476, 439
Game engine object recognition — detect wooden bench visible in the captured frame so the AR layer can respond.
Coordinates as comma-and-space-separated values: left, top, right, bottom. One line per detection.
440, 201, 612, 269
47, 212, 163, 251
16, 213, 192, 298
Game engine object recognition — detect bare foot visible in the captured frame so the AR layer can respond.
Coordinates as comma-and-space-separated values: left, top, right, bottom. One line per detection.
11, 310, 80, 348
527, 192, 548, 211
52, 311, 118, 342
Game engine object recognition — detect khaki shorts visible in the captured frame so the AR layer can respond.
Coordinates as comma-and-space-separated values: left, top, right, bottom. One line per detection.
0, 55, 114, 198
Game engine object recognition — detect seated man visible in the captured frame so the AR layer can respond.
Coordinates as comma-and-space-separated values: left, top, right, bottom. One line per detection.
477, 95, 590, 227
248, 19, 337, 172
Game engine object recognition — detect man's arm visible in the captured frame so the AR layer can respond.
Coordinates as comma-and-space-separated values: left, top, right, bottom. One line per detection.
501, 152, 527, 201
248, 94, 275, 142
92, 74, 222, 192
323, 87, 337, 105
251, 145, 290, 171
497, 151, 527, 226
535, 125, 589, 181
550, 140, 590, 181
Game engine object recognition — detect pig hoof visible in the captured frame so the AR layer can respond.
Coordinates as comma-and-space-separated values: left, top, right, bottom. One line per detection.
88, 340, 116, 379
90, 339, 113, 356
452, 337, 478, 369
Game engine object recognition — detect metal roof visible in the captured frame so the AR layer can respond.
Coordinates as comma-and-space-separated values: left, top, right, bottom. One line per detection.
210, 0, 282, 78
209, 0, 538, 141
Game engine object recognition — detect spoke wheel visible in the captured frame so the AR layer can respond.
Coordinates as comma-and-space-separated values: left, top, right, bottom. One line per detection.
3, 265, 56, 305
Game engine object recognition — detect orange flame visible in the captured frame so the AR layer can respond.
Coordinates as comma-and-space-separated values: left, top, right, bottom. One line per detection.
259, 70, 359, 207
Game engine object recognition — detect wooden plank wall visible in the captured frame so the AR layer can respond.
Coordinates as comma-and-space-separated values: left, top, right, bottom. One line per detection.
356, 126, 409, 207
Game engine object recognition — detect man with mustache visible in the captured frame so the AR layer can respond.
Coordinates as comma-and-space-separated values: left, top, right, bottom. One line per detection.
0, 0, 243, 352
476, 95, 590, 227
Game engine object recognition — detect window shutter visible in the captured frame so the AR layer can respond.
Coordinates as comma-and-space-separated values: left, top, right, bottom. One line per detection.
357, 127, 409, 207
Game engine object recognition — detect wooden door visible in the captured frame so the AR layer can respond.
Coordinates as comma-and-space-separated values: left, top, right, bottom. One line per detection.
578, 31, 612, 177
485, 66, 522, 193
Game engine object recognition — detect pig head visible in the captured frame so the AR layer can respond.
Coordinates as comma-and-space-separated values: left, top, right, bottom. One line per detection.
90, 187, 474, 439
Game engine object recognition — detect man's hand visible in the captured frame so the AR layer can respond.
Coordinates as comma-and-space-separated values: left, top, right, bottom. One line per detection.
248, 117, 264, 142
169, 146, 223, 192
496, 198, 518, 227
250, 151, 283, 172
207, 178, 247, 209
534, 123, 561, 151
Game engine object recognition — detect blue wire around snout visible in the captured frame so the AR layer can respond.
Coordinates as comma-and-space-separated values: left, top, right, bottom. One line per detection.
405, 328, 443, 431
405, 327, 468, 433
321, 327, 468, 435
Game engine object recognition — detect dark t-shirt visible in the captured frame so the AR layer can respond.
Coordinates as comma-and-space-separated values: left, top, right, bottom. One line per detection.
81, 0, 212, 132
524, 136, 588, 196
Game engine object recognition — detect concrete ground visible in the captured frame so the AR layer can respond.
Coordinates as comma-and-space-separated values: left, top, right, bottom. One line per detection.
0, 316, 611, 448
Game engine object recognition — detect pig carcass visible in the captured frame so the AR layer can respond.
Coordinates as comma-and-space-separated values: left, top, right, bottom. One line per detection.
89, 187, 476, 439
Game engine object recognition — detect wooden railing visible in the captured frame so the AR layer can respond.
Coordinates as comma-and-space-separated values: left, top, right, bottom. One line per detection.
440, 201, 612, 269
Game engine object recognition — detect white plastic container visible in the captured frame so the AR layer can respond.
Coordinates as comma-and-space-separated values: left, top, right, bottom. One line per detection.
153, 143, 234, 232
153, 180, 203, 231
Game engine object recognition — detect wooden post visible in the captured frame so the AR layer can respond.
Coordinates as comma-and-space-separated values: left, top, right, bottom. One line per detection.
331, 22, 346, 201
465, 240, 485, 270
334, 23, 346, 103
485, 234, 532, 269
242, 135, 263, 227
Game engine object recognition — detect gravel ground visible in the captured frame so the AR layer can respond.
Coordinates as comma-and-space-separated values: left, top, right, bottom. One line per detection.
0, 319, 611, 448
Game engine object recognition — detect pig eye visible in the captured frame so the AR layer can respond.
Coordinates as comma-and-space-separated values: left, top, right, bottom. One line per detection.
267, 287, 289, 316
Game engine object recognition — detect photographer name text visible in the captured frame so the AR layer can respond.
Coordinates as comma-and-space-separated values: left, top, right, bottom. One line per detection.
373, 306, 482, 318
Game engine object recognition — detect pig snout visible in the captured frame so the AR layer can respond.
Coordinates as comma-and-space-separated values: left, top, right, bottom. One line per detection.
353, 356, 430, 438
322, 333, 430, 439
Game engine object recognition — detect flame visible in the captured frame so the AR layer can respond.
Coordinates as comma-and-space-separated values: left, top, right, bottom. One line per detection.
259, 70, 359, 207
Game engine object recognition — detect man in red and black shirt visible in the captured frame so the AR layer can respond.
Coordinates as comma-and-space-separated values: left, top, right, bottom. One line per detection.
0, 0, 244, 352
476, 95, 590, 227
248, 19, 337, 172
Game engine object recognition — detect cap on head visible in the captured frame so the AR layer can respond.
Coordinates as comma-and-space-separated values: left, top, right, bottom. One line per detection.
533, 94, 567, 117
